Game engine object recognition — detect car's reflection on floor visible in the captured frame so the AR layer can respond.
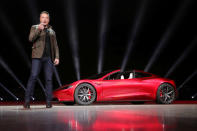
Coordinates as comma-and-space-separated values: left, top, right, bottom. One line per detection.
56, 106, 177, 131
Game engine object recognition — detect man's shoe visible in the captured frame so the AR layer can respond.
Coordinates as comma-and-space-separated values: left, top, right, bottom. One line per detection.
46, 102, 52, 108
24, 102, 30, 109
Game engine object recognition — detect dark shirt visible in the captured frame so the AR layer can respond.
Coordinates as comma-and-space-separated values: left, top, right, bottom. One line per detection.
42, 28, 51, 58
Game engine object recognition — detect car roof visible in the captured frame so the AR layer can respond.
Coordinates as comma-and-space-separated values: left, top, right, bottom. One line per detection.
99, 69, 155, 79
109, 69, 151, 74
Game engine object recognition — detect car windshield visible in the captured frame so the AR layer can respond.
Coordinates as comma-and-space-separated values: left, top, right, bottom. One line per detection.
87, 70, 114, 79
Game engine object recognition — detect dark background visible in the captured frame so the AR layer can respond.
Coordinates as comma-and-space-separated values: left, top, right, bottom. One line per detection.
0, 0, 197, 101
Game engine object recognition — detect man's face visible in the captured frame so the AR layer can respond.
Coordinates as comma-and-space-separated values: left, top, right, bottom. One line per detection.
40, 13, 50, 26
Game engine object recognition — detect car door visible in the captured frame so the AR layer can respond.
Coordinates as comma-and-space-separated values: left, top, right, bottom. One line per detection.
133, 72, 157, 100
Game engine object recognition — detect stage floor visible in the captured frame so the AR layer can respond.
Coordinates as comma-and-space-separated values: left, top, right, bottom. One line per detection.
0, 103, 197, 131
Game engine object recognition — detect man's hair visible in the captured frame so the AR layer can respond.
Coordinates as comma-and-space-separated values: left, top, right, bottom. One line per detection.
40, 11, 50, 18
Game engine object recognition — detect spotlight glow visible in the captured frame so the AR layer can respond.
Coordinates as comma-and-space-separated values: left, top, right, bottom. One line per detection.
65, 0, 80, 80
53, 66, 62, 87
144, 0, 191, 72
0, 97, 3, 101
0, 57, 26, 91
121, 0, 149, 71
191, 93, 197, 99
0, 82, 19, 101
0, 10, 31, 67
98, 0, 110, 74
178, 69, 197, 90
165, 38, 197, 77
0, 57, 34, 100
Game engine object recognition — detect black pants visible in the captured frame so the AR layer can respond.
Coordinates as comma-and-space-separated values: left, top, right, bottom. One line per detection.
25, 57, 53, 103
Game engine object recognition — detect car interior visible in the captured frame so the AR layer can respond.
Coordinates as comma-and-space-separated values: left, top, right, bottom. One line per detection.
104, 71, 135, 80
104, 71, 152, 80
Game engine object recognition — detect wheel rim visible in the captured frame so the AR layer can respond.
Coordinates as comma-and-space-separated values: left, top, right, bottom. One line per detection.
160, 85, 175, 103
77, 86, 94, 103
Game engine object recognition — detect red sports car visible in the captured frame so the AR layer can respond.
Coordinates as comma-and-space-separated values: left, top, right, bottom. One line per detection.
53, 69, 176, 105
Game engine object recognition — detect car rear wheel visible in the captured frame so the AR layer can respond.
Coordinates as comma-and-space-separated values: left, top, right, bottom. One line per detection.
156, 83, 175, 104
74, 83, 96, 105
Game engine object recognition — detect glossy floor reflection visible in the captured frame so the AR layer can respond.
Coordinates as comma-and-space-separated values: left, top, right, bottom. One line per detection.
0, 104, 197, 131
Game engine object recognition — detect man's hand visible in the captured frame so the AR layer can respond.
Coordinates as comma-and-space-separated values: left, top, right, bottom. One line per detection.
54, 58, 59, 66
38, 23, 44, 30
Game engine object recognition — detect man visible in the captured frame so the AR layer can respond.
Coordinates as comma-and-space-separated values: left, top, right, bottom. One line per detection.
24, 11, 59, 109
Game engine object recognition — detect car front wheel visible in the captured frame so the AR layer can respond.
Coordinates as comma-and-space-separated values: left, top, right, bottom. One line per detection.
74, 83, 96, 105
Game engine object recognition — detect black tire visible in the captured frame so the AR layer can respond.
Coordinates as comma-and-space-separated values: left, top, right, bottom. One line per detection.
156, 83, 175, 104
74, 83, 96, 105
131, 101, 145, 104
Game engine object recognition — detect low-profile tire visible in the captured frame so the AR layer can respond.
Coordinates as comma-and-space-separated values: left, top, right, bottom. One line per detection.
131, 101, 145, 104
74, 83, 96, 105
156, 83, 175, 104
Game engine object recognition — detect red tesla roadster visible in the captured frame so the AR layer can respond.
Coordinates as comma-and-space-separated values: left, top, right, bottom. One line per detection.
53, 69, 176, 105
